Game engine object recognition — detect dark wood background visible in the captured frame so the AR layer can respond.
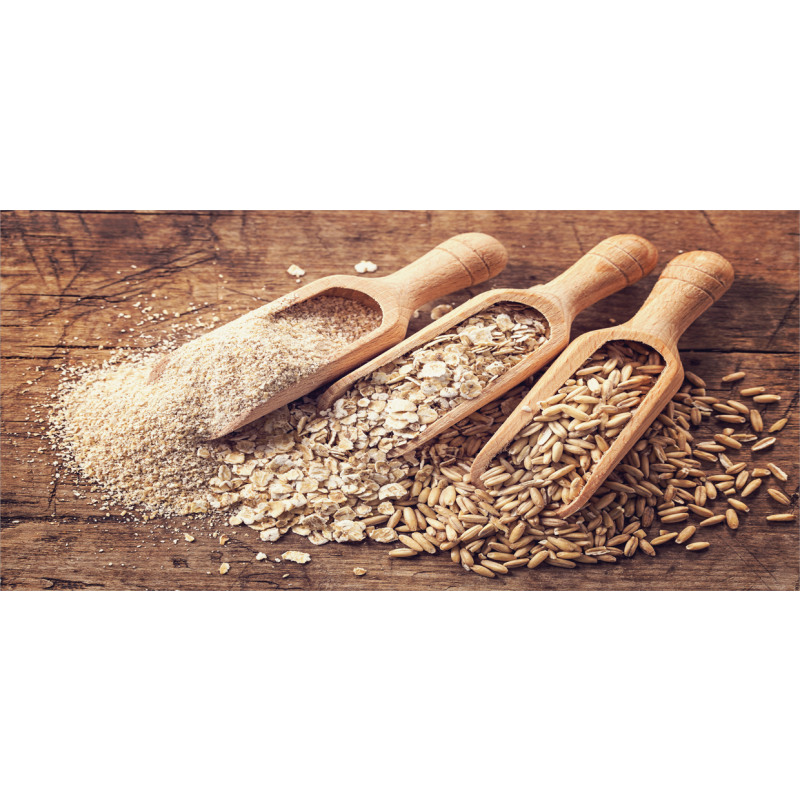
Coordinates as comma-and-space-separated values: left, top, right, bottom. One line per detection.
1, 211, 797, 590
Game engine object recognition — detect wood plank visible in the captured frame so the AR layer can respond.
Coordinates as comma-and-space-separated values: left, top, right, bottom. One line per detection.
2, 211, 798, 590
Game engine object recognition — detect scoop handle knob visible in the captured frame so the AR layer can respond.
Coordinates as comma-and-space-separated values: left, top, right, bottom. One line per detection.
379, 233, 507, 312
626, 251, 734, 349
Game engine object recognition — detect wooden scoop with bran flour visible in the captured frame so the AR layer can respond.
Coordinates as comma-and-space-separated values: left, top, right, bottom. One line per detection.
147, 233, 507, 439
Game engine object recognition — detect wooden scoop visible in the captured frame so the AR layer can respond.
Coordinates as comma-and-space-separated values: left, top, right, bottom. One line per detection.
469, 250, 735, 517
318, 234, 658, 457
148, 233, 507, 438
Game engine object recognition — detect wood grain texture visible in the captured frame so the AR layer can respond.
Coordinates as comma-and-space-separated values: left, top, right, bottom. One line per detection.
1, 210, 798, 591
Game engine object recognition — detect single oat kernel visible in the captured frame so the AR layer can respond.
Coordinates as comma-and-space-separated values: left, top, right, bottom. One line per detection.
767, 488, 791, 506
639, 539, 656, 556
651, 532, 679, 546
685, 371, 705, 388
527, 550, 550, 569
676, 525, 697, 544
388, 548, 419, 558
766, 463, 788, 481
740, 479, 762, 498
721, 371, 745, 383
751, 436, 776, 452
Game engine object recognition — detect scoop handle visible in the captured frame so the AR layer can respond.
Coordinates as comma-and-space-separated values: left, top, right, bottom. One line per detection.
378, 233, 507, 312
537, 234, 658, 320
625, 251, 734, 349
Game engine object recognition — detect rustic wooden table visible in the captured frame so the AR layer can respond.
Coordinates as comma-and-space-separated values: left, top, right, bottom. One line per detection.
1, 211, 797, 590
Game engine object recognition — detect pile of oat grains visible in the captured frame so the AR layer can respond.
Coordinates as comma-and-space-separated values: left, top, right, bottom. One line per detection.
368, 365, 794, 575
46, 298, 795, 579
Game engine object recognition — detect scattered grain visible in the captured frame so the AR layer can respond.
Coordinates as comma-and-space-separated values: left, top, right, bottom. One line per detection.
45, 287, 793, 582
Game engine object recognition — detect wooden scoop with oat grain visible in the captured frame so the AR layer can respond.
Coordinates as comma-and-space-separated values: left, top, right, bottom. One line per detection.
319, 234, 658, 456
148, 233, 507, 438
469, 250, 735, 517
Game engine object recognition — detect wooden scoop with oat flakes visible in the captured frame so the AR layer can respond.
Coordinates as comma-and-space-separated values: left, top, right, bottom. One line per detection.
318, 234, 658, 456
470, 250, 734, 517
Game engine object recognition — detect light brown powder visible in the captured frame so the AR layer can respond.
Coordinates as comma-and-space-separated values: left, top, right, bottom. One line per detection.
148, 294, 381, 437
49, 294, 379, 516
